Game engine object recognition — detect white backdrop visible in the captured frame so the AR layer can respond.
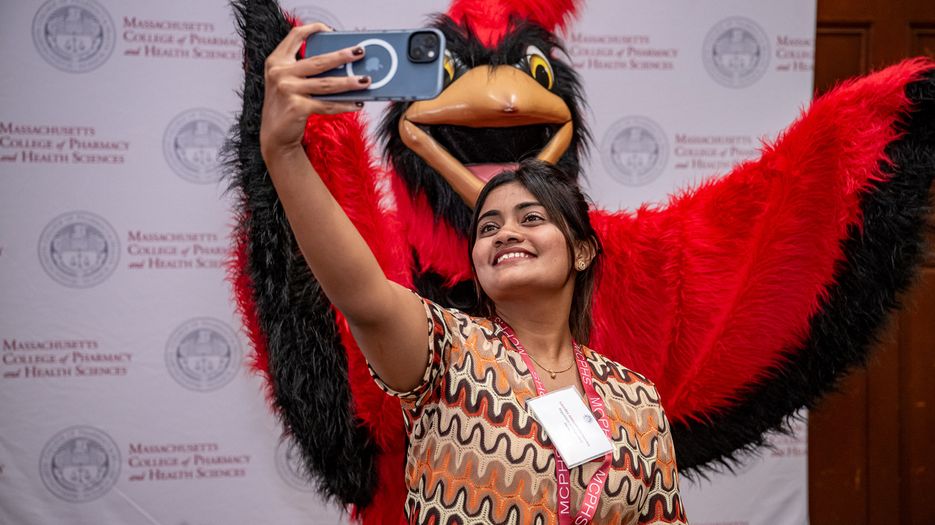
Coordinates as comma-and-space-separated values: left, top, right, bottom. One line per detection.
0, 1, 814, 523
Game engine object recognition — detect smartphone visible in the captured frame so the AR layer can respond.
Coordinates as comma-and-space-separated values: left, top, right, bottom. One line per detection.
304, 29, 446, 102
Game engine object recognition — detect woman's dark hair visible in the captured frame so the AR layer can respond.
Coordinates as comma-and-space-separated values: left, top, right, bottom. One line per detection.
468, 159, 603, 344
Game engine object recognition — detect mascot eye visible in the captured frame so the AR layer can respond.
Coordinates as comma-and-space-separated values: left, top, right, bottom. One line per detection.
443, 50, 465, 86
524, 45, 554, 90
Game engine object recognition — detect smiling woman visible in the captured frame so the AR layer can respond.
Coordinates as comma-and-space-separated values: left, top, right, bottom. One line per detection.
373, 161, 688, 524
407, 160, 688, 523
372, 160, 688, 524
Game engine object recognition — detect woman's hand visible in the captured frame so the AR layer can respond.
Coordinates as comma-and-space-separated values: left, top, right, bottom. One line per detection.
260, 23, 371, 161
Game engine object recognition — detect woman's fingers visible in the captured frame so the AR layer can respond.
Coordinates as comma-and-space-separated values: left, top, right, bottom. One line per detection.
266, 23, 368, 97
268, 22, 331, 65
312, 100, 365, 115
260, 22, 364, 157
267, 22, 365, 78
288, 95, 362, 115
291, 45, 365, 78
290, 75, 372, 96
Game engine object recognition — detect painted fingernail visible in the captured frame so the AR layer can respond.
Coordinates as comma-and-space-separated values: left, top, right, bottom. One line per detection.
355, 102, 365, 108
352, 47, 364, 56
358, 76, 370, 84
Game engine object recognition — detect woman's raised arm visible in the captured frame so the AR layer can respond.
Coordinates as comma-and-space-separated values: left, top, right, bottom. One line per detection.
259, 23, 429, 392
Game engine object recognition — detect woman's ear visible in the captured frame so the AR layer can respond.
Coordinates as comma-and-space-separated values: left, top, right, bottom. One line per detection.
573, 239, 597, 271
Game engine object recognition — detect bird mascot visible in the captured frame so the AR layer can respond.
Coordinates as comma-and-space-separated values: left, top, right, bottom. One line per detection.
225, 0, 935, 521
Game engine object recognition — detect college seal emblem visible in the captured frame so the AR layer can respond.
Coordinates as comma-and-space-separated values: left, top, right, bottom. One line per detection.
38, 211, 119, 288
702, 17, 771, 88
600, 116, 669, 186
165, 318, 242, 391
162, 109, 229, 184
32, 0, 115, 73
39, 426, 121, 502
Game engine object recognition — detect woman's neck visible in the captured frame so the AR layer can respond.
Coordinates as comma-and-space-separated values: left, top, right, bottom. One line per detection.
495, 292, 575, 366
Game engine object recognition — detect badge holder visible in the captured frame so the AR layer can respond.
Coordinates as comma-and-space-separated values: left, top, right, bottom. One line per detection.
526, 386, 613, 468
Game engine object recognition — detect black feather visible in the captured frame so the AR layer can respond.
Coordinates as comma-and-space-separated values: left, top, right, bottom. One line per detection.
223, 0, 377, 506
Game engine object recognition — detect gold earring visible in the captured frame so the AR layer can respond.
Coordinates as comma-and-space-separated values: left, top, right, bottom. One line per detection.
576, 259, 587, 271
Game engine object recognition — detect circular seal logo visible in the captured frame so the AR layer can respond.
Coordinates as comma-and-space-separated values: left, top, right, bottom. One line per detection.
600, 116, 669, 186
39, 426, 121, 502
32, 0, 116, 73
291, 5, 343, 30
38, 211, 120, 288
165, 318, 242, 391
274, 437, 315, 491
702, 17, 770, 88
162, 109, 229, 184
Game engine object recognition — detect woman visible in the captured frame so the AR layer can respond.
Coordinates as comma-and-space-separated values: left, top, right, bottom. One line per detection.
261, 23, 688, 524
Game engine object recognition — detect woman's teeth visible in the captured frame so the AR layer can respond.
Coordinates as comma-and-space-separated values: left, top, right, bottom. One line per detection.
496, 252, 531, 264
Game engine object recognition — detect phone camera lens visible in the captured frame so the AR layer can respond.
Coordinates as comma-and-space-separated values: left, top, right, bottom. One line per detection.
409, 31, 440, 63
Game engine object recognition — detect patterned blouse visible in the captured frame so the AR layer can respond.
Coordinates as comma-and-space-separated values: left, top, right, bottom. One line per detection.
369, 298, 688, 524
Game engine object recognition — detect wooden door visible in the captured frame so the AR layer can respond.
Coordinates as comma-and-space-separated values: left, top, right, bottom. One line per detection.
810, 1, 935, 523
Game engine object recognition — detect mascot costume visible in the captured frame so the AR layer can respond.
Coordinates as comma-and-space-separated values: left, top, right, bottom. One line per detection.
226, 0, 935, 521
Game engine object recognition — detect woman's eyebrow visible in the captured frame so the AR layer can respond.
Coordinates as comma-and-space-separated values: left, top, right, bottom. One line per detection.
478, 201, 542, 221
478, 209, 501, 221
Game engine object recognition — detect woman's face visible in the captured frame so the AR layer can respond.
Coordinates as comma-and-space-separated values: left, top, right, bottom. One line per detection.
471, 182, 575, 304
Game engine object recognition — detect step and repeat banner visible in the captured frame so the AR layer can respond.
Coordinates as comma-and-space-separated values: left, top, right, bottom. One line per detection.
0, 1, 815, 524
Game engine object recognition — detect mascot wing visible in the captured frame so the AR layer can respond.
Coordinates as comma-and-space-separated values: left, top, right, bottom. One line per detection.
590, 58, 935, 473
226, 0, 410, 513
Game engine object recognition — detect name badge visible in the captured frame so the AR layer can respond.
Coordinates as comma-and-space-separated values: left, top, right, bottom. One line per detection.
526, 386, 613, 468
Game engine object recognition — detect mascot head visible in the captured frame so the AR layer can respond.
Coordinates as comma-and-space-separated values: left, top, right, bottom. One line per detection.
380, 0, 589, 236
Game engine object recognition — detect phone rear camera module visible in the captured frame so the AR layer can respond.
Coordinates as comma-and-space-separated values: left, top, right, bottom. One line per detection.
408, 31, 440, 63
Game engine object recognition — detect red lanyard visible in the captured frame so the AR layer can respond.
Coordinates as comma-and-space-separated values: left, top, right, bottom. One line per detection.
495, 319, 612, 525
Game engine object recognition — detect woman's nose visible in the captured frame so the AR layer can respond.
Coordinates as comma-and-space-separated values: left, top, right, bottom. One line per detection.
493, 222, 524, 245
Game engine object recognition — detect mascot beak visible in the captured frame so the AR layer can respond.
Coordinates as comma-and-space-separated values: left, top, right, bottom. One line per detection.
400, 65, 574, 207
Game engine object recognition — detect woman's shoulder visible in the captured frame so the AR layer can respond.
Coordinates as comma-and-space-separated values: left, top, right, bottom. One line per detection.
582, 346, 661, 406
420, 295, 498, 343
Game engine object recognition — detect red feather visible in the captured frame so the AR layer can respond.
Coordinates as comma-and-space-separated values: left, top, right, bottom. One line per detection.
447, 0, 581, 46
392, 176, 473, 285
589, 57, 933, 423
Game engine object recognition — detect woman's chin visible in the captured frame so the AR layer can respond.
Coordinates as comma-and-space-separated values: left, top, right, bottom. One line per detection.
484, 274, 568, 303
